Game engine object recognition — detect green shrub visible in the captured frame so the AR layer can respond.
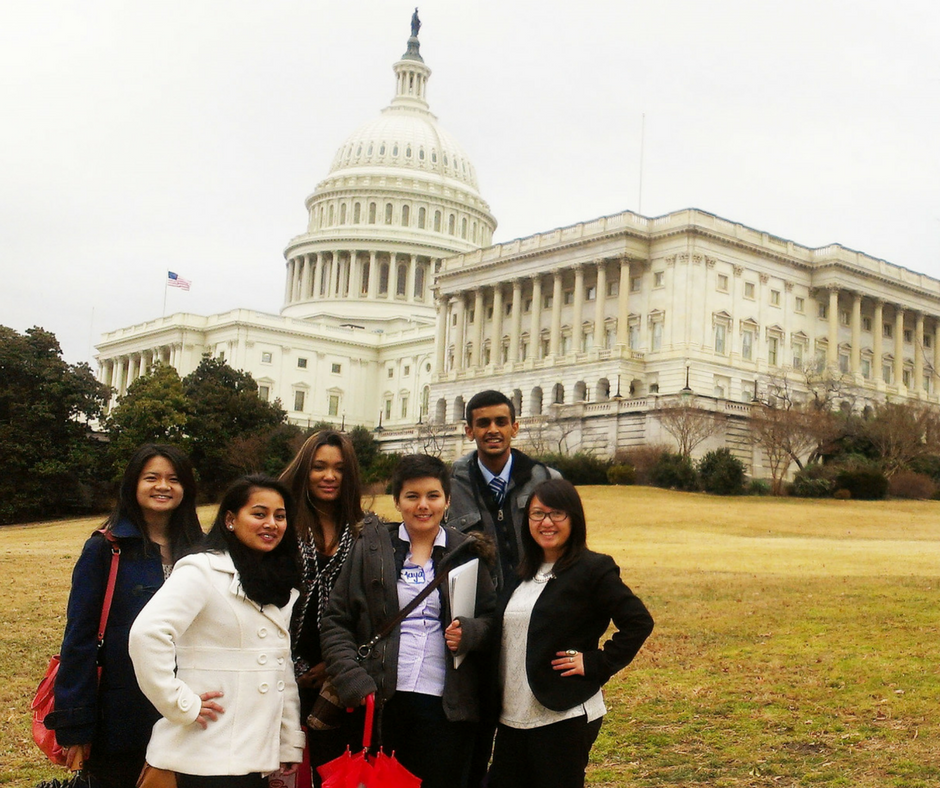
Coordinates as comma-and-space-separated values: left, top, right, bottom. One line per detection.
697, 449, 746, 495
536, 452, 610, 485
650, 452, 699, 492
834, 468, 889, 500
747, 479, 772, 496
790, 464, 835, 498
615, 445, 667, 486
607, 464, 636, 485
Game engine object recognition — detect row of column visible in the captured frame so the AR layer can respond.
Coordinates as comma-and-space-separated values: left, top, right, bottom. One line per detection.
98, 344, 182, 396
284, 251, 432, 306
826, 288, 939, 391
435, 259, 630, 373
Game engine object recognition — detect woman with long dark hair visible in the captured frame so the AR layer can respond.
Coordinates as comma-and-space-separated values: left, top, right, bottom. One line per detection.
129, 475, 304, 788
488, 478, 654, 788
48, 444, 203, 788
279, 430, 368, 782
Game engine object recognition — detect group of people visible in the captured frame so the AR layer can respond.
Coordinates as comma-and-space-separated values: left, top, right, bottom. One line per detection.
48, 389, 654, 788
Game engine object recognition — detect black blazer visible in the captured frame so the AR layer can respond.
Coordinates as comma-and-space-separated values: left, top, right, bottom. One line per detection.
497, 549, 654, 712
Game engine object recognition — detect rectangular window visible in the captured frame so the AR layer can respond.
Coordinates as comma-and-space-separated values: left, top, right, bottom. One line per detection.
524, 299, 532, 313
297, 357, 308, 369
293, 390, 305, 412
840, 310, 850, 327
862, 316, 872, 332
563, 291, 574, 305
795, 296, 805, 313
561, 334, 572, 355
861, 358, 871, 379
653, 271, 664, 288
883, 364, 892, 384
927, 335, 933, 348
586, 286, 596, 301
818, 302, 828, 319
630, 277, 641, 293
544, 295, 553, 309
403, 365, 410, 376
629, 324, 640, 351
792, 343, 803, 368
839, 353, 849, 374
714, 324, 726, 354
261, 351, 273, 364
388, 367, 394, 378
768, 336, 779, 366
883, 323, 892, 338
505, 302, 513, 316
770, 289, 780, 306
744, 282, 755, 300
651, 322, 663, 351
468, 309, 475, 324
904, 329, 913, 343
258, 385, 270, 402
903, 369, 911, 387
742, 330, 753, 361
384, 399, 392, 420
607, 281, 619, 297
331, 363, 342, 374
717, 274, 729, 292
328, 394, 339, 416
401, 396, 409, 418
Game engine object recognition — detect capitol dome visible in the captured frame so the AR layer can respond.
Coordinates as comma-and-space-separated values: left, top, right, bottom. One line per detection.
282, 24, 497, 325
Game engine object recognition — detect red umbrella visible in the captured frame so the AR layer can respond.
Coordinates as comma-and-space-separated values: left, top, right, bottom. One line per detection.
317, 694, 421, 788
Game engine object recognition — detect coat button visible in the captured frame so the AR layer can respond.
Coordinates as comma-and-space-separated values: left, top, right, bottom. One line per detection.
277, 681, 285, 692
179, 697, 191, 711
259, 682, 269, 693
277, 657, 285, 665
258, 627, 268, 638
258, 654, 268, 665
277, 630, 286, 638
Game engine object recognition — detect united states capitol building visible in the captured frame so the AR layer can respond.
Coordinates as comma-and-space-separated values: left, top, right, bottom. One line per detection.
96, 19, 940, 470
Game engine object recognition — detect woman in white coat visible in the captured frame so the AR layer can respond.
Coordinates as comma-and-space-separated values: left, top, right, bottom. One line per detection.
129, 475, 305, 788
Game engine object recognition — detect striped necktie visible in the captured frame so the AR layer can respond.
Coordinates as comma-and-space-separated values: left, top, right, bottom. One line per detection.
488, 475, 507, 505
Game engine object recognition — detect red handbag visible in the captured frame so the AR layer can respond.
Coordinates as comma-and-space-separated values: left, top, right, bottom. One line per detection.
32, 529, 121, 765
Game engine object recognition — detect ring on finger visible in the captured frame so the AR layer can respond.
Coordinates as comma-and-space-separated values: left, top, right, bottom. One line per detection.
565, 649, 577, 657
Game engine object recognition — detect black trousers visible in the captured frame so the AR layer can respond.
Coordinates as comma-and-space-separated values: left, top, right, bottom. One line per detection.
488, 715, 603, 788
381, 691, 477, 788
177, 774, 265, 788
85, 750, 147, 788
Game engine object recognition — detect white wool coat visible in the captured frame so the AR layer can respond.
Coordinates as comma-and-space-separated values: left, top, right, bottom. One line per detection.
129, 551, 304, 776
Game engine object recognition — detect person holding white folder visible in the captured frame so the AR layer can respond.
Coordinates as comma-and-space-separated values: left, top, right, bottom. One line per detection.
320, 454, 496, 788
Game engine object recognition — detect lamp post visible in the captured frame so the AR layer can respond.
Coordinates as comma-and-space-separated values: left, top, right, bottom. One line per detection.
680, 364, 692, 396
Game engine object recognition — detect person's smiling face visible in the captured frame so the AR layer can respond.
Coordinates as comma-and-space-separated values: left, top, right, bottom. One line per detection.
308, 444, 344, 504
226, 488, 288, 554
136, 456, 183, 519
527, 495, 571, 563
465, 403, 519, 472
396, 476, 449, 540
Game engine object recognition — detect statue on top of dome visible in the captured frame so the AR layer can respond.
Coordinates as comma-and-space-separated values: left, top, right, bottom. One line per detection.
410, 8, 421, 38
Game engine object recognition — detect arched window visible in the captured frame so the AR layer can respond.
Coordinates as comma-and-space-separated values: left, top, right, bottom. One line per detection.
384, 203, 393, 224
461, 217, 468, 239
401, 205, 410, 226
418, 207, 426, 229
353, 202, 361, 223
339, 203, 346, 224
434, 211, 442, 232
368, 203, 377, 224
379, 262, 389, 294
414, 264, 425, 298
448, 214, 456, 235
360, 260, 370, 294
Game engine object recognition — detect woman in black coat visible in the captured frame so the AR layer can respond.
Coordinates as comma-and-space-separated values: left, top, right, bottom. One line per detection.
487, 479, 654, 788
47, 444, 203, 788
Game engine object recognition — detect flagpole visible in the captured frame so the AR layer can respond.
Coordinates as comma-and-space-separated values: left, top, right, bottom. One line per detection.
163, 273, 168, 317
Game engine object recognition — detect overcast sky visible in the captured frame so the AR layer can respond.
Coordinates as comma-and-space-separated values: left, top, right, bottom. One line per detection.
3, 0, 938, 365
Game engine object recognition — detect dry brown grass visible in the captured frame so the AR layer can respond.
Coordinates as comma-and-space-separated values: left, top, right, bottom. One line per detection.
3, 490, 940, 786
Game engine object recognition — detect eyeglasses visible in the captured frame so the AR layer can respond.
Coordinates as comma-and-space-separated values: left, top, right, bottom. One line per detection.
528, 509, 568, 523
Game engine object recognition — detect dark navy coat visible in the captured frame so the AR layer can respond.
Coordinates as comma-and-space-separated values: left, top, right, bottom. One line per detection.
47, 518, 164, 755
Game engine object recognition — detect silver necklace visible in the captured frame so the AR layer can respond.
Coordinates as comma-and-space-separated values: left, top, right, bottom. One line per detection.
533, 568, 555, 584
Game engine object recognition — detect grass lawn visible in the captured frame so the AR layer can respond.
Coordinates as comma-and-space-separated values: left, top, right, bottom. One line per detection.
3, 487, 939, 786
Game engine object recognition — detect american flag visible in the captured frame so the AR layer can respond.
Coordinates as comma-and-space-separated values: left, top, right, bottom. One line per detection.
167, 271, 191, 291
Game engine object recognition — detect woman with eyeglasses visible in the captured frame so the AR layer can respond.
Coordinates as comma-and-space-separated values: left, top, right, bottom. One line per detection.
487, 478, 654, 788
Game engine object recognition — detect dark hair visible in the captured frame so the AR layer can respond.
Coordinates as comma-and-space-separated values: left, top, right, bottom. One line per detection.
104, 443, 202, 561
201, 475, 300, 607
279, 430, 364, 550
518, 478, 587, 580
465, 390, 515, 426
390, 454, 451, 501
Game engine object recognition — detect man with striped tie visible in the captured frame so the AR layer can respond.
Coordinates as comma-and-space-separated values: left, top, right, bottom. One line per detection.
448, 390, 560, 593
448, 390, 560, 786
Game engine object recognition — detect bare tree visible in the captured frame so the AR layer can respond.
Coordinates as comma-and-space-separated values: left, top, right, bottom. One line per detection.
407, 419, 452, 458
656, 398, 724, 458
860, 401, 940, 477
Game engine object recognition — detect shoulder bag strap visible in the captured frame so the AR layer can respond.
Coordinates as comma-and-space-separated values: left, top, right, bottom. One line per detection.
95, 529, 122, 647
356, 538, 471, 659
